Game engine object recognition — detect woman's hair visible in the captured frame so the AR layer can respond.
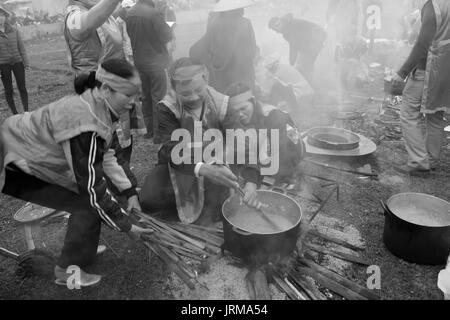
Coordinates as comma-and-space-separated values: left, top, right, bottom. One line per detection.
74, 59, 135, 95
225, 82, 252, 98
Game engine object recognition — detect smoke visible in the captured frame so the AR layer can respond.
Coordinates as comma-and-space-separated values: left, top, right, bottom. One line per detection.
244, 0, 420, 104
30, 0, 68, 15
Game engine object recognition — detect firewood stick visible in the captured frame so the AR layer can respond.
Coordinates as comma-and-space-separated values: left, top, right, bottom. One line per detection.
136, 211, 207, 250
304, 243, 370, 266
143, 234, 210, 257
288, 273, 324, 300
272, 274, 300, 300
142, 236, 207, 265
308, 185, 338, 224
153, 238, 205, 258
156, 244, 197, 278
170, 222, 223, 234
143, 242, 195, 290
204, 243, 222, 255
169, 224, 224, 247
284, 277, 309, 300
298, 258, 380, 300
295, 267, 367, 300
307, 229, 365, 251
141, 214, 206, 250
173, 248, 206, 261
273, 269, 308, 301
304, 159, 378, 177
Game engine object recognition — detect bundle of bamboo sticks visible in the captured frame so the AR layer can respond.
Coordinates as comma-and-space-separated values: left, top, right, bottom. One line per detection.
132, 210, 224, 290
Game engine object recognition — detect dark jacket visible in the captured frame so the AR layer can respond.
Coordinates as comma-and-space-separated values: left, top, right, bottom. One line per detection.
205, 13, 257, 93
69, 131, 137, 232
398, 0, 435, 79
225, 103, 304, 182
280, 16, 326, 65
0, 23, 28, 66
126, 1, 173, 72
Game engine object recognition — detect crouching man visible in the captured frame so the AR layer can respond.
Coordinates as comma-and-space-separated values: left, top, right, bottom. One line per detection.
139, 58, 259, 226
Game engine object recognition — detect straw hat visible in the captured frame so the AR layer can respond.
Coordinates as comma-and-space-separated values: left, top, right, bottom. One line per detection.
212, 0, 255, 13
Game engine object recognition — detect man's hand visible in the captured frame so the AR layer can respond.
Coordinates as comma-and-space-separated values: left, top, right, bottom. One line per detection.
128, 224, 154, 241
242, 182, 259, 208
127, 195, 142, 213
198, 164, 239, 189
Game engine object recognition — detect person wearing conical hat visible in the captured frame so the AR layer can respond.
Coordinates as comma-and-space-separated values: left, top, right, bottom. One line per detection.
202, 0, 258, 93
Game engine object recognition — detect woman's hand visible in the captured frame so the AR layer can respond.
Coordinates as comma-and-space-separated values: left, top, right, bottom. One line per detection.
198, 164, 240, 189
127, 195, 142, 213
392, 73, 405, 87
128, 224, 154, 242
243, 182, 259, 208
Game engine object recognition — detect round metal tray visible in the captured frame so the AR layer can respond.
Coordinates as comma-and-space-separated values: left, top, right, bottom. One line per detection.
14, 203, 57, 223
307, 127, 361, 151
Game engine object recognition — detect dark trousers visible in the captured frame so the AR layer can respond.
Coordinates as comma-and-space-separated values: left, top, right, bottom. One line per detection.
296, 44, 324, 84
137, 68, 167, 144
2, 166, 101, 269
0, 62, 29, 114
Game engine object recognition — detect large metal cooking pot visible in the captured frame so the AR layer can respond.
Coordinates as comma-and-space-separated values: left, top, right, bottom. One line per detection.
382, 193, 450, 265
222, 190, 302, 264
307, 127, 360, 151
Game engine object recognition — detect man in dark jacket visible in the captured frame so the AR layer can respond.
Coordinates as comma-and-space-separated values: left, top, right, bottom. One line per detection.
126, 0, 173, 143
269, 14, 326, 84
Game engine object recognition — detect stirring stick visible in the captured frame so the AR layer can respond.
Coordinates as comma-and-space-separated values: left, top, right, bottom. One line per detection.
236, 187, 284, 231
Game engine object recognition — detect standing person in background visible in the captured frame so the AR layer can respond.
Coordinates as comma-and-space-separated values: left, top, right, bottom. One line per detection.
156, 0, 177, 23
116, 0, 136, 64
0, 6, 29, 115
269, 14, 326, 85
392, 0, 450, 175
64, 0, 147, 163
204, 0, 258, 93
126, 0, 173, 143
65, 0, 124, 73
155, 0, 177, 65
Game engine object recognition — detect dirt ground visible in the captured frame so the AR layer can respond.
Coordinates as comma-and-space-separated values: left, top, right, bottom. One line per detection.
1, 2, 449, 300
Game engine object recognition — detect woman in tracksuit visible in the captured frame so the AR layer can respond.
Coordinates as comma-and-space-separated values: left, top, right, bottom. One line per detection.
0, 59, 152, 287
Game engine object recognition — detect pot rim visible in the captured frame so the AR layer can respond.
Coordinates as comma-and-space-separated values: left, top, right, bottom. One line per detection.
386, 193, 450, 228
222, 190, 303, 235
307, 126, 361, 144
